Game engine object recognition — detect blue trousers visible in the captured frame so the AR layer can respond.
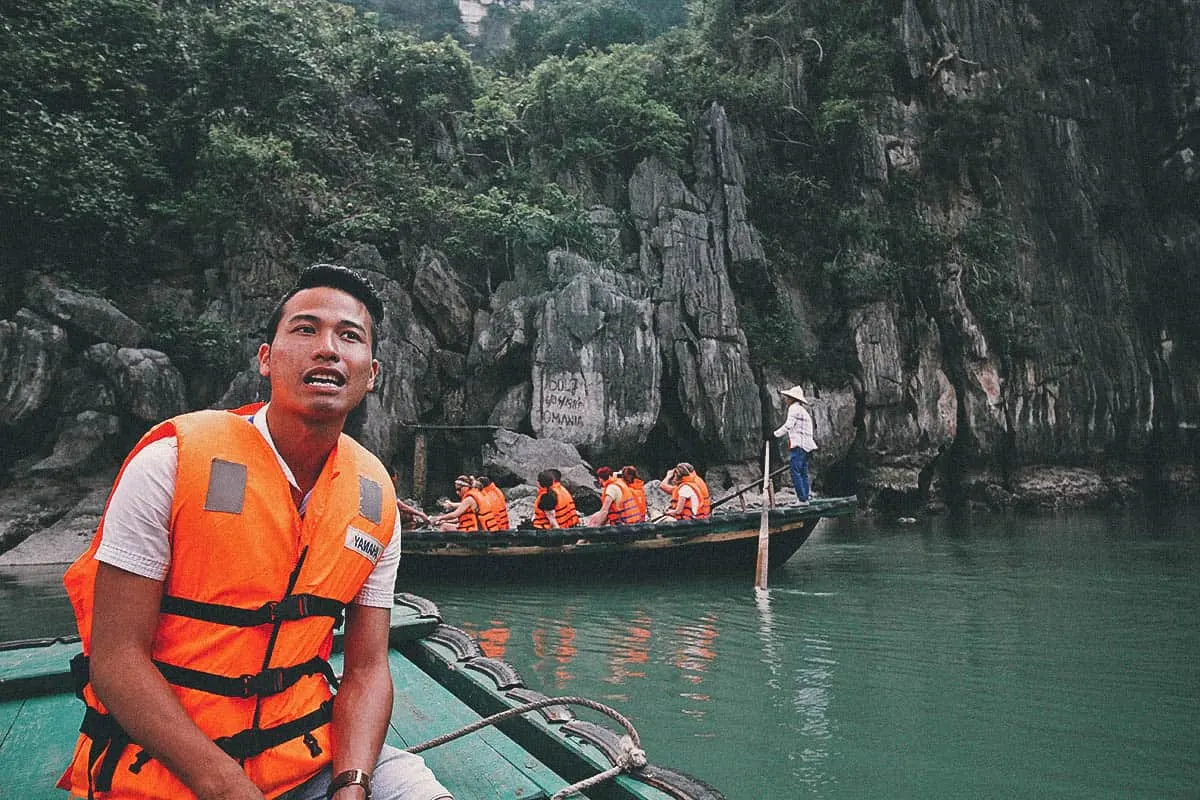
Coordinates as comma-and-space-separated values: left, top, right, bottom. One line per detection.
789, 447, 811, 502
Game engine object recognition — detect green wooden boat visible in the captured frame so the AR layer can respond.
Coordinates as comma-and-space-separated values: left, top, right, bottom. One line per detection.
402, 496, 859, 580
0, 593, 723, 800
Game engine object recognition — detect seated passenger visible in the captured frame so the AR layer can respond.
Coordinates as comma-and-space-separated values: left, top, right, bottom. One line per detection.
533, 470, 581, 529
431, 475, 483, 531
621, 465, 648, 523
662, 462, 711, 521
474, 474, 511, 531
586, 466, 641, 527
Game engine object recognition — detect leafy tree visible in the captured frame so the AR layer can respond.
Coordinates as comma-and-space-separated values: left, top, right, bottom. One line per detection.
504, 0, 649, 69
521, 47, 688, 172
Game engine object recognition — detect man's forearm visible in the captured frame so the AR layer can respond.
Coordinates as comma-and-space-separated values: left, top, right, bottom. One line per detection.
92, 645, 261, 799
331, 661, 392, 777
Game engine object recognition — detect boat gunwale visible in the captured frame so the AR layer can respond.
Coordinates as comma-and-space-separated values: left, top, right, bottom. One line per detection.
404, 495, 858, 551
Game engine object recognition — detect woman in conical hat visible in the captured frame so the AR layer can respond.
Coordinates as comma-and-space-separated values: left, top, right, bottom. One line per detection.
772, 385, 818, 504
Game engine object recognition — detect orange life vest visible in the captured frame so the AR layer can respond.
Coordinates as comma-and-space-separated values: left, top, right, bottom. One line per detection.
477, 484, 510, 531
628, 478, 648, 523
457, 489, 484, 531
671, 473, 712, 520
603, 478, 641, 525
532, 483, 580, 529
58, 406, 396, 800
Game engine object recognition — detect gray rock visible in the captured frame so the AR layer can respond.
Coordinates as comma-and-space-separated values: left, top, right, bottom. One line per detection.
531, 270, 661, 454
31, 411, 120, 475
489, 382, 531, 430
86, 345, 188, 423
482, 429, 598, 498
412, 247, 474, 351
0, 309, 68, 426
26, 273, 143, 347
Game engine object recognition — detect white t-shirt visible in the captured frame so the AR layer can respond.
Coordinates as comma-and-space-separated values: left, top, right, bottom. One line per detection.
677, 484, 700, 515
95, 406, 401, 608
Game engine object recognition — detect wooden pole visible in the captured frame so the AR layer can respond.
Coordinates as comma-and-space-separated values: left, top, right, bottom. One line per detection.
412, 433, 427, 504
754, 442, 771, 590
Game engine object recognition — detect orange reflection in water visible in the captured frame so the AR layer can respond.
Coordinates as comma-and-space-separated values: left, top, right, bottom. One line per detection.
532, 622, 577, 688
605, 610, 652, 684
477, 625, 510, 659
670, 614, 719, 685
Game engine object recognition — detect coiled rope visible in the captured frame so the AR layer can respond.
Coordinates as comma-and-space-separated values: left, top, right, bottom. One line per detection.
404, 695, 648, 799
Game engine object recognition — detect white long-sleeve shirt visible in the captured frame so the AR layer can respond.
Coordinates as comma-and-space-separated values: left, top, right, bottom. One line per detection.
773, 402, 817, 452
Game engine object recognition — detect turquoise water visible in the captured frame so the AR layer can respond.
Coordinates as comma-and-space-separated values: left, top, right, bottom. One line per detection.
4, 505, 1199, 798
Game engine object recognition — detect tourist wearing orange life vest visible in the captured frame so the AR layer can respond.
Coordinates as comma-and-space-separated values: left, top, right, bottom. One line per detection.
660, 462, 712, 520
586, 466, 641, 527
621, 465, 648, 523
59, 265, 450, 800
474, 475, 511, 531
432, 475, 483, 531
532, 469, 581, 529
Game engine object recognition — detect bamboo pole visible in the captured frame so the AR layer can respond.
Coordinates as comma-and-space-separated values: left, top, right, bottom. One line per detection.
755, 442, 771, 590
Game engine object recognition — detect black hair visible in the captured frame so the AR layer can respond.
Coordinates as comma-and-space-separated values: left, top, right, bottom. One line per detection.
537, 470, 554, 488
265, 264, 384, 355
548, 468, 562, 481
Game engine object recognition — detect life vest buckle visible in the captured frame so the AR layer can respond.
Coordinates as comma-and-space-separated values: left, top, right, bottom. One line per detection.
239, 668, 289, 698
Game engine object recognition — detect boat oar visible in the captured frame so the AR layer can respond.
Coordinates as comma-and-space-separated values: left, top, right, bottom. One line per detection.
710, 465, 789, 512
647, 463, 789, 523
754, 442, 771, 590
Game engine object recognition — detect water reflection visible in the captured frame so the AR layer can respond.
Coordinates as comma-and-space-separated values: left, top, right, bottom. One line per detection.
6, 506, 1200, 799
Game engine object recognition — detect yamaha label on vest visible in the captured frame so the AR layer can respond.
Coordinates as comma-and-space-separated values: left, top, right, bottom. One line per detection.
345, 526, 383, 564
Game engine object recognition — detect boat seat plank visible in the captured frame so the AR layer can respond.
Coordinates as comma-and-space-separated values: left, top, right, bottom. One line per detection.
0, 694, 81, 798
377, 651, 569, 799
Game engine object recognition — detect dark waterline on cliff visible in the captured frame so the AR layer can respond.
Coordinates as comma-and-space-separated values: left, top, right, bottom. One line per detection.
3, 504, 1199, 798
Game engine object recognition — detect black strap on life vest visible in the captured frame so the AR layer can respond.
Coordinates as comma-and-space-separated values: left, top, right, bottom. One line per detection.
159, 593, 346, 628
214, 698, 333, 761
153, 655, 339, 698
80, 706, 131, 797
70, 652, 339, 700
77, 699, 333, 792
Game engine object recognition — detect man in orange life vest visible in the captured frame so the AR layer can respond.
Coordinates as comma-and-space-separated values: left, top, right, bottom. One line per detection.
532, 470, 580, 529
59, 265, 451, 800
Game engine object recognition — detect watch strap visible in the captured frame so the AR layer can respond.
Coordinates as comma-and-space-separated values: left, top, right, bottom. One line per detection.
327, 768, 372, 799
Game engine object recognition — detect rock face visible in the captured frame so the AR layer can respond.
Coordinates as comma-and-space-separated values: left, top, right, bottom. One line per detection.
531, 270, 661, 456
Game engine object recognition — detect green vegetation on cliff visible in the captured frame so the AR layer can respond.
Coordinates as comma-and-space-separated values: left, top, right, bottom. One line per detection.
1, 0, 1183, 388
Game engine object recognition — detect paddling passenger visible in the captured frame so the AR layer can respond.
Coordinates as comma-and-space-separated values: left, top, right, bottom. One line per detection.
432, 475, 483, 531
59, 265, 452, 800
533, 470, 580, 529
772, 385, 818, 505
586, 466, 641, 527
661, 462, 712, 521
391, 469, 431, 528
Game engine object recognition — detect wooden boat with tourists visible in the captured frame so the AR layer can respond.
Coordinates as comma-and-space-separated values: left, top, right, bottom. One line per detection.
402, 495, 858, 580
0, 592, 723, 800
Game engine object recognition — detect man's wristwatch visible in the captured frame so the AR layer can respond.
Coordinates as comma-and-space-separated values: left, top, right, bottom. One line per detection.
327, 768, 372, 799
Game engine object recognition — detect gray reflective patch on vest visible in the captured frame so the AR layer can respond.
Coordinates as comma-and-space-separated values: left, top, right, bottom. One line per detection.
359, 476, 383, 524
205, 459, 247, 514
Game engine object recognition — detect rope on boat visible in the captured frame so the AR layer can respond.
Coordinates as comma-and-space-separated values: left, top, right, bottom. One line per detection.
404, 695, 647, 799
